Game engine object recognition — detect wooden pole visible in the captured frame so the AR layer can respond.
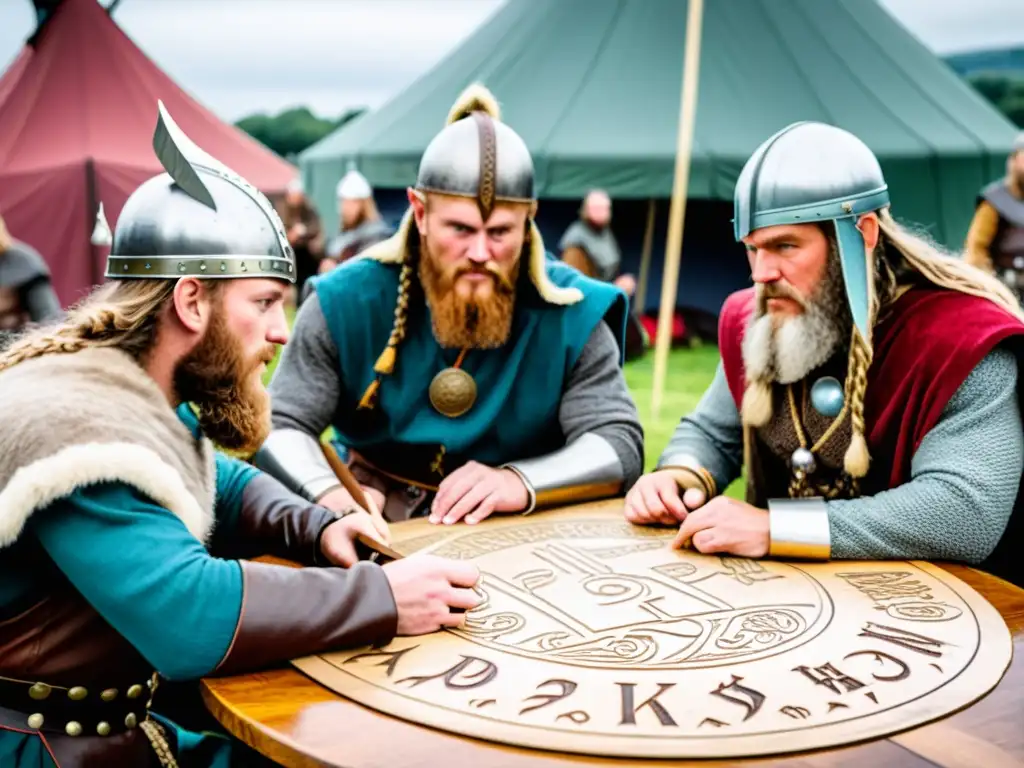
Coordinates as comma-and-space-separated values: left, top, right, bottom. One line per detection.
634, 198, 656, 316
651, 0, 705, 420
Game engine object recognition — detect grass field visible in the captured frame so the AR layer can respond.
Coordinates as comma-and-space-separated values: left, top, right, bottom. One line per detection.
266, 312, 744, 498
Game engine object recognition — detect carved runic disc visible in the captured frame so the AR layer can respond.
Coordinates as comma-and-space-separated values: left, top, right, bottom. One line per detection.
293, 503, 1012, 759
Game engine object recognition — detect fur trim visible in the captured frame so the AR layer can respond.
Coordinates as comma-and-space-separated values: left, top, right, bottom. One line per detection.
362, 208, 413, 265
528, 220, 583, 305
447, 82, 501, 125
0, 442, 213, 548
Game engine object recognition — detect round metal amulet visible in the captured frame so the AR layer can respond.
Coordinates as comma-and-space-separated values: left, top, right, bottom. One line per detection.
791, 447, 817, 475
429, 367, 477, 418
810, 376, 845, 418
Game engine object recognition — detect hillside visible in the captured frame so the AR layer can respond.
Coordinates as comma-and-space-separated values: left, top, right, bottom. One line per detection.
945, 46, 1024, 77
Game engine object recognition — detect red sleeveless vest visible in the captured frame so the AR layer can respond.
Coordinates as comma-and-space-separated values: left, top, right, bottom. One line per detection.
718, 286, 1024, 489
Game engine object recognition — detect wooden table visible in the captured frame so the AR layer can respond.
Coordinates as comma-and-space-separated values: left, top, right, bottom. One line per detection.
200, 512, 1024, 768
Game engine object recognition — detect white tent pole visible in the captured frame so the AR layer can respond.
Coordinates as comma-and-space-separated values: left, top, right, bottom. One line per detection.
652, 0, 705, 421
634, 198, 656, 316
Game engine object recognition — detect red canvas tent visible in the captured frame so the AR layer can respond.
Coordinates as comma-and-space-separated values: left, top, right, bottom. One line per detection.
0, 0, 298, 306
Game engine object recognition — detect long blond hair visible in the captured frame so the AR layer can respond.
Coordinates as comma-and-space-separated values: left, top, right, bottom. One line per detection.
742, 207, 1024, 481
0, 279, 182, 374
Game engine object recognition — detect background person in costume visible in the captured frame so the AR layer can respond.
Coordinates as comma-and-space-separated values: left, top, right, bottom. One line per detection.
0, 212, 62, 348
275, 176, 325, 297
323, 167, 394, 270
964, 131, 1024, 302
258, 84, 643, 526
559, 189, 647, 361
624, 121, 1024, 588
298, 167, 396, 304
0, 102, 480, 768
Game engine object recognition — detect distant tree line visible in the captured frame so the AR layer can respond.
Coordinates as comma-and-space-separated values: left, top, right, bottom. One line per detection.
943, 47, 1024, 130
967, 75, 1024, 129
235, 106, 367, 161
232, 54, 1024, 162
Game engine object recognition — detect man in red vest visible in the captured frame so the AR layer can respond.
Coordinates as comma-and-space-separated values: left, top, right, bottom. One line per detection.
625, 121, 1024, 587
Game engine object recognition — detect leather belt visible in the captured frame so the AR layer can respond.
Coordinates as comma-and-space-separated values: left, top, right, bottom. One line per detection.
0, 673, 156, 738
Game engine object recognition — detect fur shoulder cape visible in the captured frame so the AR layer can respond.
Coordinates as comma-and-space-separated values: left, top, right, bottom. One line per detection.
0, 347, 216, 548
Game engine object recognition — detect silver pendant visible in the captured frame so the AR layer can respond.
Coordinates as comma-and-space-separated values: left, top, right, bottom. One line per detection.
791, 447, 816, 474
810, 376, 844, 418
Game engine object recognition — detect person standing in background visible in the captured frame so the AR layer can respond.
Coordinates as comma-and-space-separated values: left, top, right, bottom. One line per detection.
275, 178, 325, 301
965, 132, 1024, 303
0, 212, 63, 349
559, 190, 646, 359
322, 168, 395, 271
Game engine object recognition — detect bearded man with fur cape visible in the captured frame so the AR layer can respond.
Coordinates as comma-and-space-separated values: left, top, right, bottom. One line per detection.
0, 103, 480, 767
625, 121, 1024, 588
257, 84, 644, 526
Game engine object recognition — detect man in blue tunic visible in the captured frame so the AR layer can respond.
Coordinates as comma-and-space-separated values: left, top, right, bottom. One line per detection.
257, 84, 644, 525
0, 102, 480, 767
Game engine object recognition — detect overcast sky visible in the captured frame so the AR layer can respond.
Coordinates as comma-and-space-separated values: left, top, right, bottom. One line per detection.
1, 0, 1023, 123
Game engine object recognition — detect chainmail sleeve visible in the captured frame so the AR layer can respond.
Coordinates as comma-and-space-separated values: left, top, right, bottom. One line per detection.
826, 346, 1022, 563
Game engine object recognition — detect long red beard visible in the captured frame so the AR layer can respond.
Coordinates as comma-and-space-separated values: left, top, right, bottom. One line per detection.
418, 237, 520, 349
174, 309, 276, 455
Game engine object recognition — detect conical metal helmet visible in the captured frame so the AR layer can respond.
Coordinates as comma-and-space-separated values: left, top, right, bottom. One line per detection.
733, 121, 890, 339
103, 101, 296, 284
415, 83, 535, 219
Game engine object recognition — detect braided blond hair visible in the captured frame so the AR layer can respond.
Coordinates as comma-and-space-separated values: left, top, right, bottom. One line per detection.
358, 258, 414, 410
878, 208, 1024, 321
0, 279, 179, 374
841, 207, 1024, 478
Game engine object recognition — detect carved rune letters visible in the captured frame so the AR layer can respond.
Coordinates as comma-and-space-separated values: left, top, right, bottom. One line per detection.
519, 679, 577, 715
858, 623, 946, 658
793, 663, 865, 695
619, 683, 678, 726
843, 651, 911, 682
300, 514, 1006, 760
398, 655, 498, 690
343, 645, 419, 677
780, 706, 811, 719
710, 675, 765, 721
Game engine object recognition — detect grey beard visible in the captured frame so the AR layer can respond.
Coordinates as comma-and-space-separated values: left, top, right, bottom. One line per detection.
742, 257, 851, 385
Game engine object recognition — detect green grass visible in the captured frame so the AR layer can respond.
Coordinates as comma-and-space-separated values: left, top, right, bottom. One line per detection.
265, 311, 744, 498
624, 344, 745, 499
623, 344, 720, 471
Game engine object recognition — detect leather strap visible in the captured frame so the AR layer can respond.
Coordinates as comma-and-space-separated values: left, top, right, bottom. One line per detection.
0, 672, 154, 737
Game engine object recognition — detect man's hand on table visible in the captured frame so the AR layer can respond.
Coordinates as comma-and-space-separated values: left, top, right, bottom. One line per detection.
624, 469, 705, 526
318, 485, 390, 543
382, 556, 482, 634
672, 497, 770, 558
429, 461, 529, 525
626, 471, 770, 558
319, 512, 390, 568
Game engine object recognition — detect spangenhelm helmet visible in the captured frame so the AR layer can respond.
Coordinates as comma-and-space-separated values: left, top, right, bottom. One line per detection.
734, 121, 889, 341
351, 83, 582, 412
101, 100, 295, 284
733, 121, 890, 480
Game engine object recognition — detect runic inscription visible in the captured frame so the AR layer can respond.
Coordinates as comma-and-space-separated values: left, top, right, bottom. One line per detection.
837, 571, 964, 622
296, 510, 1010, 760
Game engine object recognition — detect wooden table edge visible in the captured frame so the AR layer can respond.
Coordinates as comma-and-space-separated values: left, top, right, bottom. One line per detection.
199, 556, 1024, 768
200, 675, 339, 768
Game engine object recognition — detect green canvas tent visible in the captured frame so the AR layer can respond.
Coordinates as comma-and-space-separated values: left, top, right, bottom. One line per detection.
301, 0, 1019, 314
